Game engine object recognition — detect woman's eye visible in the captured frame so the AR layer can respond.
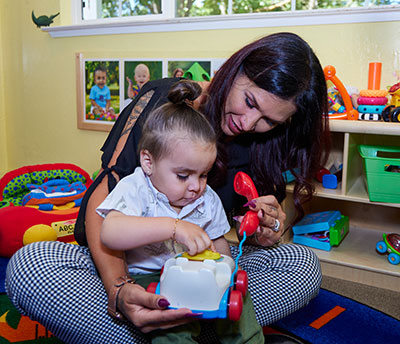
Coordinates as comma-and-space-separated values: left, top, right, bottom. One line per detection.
177, 174, 188, 181
200, 173, 208, 179
245, 97, 255, 109
263, 117, 276, 127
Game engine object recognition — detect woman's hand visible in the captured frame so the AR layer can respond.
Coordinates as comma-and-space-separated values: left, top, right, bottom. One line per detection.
118, 282, 197, 333
237, 196, 286, 246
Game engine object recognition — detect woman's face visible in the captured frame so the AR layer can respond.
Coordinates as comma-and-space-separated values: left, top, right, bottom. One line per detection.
221, 74, 297, 136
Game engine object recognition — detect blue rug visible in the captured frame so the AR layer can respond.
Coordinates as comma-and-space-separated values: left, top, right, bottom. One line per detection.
274, 288, 400, 344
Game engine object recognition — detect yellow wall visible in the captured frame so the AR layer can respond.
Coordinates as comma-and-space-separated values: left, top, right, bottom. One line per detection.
1, 0, 399, 177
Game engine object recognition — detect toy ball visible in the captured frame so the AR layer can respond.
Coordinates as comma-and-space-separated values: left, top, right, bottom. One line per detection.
23, 224, 58, 246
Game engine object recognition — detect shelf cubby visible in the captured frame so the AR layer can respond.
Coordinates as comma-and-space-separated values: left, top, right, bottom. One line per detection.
284, 120, 400, 292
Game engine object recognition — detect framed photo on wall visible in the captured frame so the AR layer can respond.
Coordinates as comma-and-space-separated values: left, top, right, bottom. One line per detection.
76, 54, 227, 132
121, 60, 162, 111
76, 53, 120, 132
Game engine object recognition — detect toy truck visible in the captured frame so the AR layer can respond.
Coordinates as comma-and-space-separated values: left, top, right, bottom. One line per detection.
382, 82, 400, 122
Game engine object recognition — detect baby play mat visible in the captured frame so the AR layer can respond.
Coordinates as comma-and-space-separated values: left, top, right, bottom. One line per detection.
0, 163, 92, 258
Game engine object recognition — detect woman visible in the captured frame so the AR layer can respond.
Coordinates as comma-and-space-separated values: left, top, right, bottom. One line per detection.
6, 32, 329, 343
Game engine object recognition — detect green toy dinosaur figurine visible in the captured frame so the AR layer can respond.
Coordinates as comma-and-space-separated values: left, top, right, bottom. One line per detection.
31, 11, 60, 28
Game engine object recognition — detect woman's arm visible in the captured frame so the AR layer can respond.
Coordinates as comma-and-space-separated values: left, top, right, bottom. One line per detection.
85, 174, 127, 293
85, 172, 196, 331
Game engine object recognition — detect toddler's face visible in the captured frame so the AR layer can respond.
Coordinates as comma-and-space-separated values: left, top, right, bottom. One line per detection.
134, 70, 150, 88
147, 137, 216, 212
94, 71, 107, 88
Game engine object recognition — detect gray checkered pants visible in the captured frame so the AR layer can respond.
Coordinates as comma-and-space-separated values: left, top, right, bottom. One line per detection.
6, 241, 321, 343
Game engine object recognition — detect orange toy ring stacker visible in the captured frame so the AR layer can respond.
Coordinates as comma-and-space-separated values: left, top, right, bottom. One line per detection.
359, 89, 388, 97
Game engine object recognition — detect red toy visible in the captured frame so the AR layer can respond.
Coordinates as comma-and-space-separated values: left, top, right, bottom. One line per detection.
0, 163, 92, 257
233, 172, 259, 236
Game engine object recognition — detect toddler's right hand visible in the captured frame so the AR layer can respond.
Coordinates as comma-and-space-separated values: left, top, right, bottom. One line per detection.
173, 220, 214, 256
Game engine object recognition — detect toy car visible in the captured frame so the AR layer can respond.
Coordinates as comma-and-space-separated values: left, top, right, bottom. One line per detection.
147, 250, 248, 321
376, 233, 400, 265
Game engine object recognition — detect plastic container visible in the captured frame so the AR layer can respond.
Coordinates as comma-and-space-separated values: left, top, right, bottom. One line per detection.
358, 145, 400, 203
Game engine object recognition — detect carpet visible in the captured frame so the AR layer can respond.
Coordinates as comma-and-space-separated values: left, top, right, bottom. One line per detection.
272, 288, 400, 344
1, 256, 400, 344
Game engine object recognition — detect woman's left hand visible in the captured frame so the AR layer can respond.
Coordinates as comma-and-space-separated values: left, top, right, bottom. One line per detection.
238, 196, 286, 246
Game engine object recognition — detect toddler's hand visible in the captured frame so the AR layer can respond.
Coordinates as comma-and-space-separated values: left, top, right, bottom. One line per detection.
174, 220, 212, 256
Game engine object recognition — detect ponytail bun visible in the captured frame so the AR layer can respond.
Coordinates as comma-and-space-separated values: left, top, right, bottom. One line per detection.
168, 80, 202, 105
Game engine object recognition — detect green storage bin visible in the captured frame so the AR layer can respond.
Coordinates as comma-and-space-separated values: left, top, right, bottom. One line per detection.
358, 145, 400, 203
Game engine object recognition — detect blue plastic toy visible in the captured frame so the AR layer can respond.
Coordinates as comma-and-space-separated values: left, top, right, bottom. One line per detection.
292, 211, 349, 251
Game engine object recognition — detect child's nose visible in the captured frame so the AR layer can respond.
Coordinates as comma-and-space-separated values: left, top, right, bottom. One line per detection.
188, 179, 201, 193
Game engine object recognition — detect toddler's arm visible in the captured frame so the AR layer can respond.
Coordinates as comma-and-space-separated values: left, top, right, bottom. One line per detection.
101, 210, 213, 255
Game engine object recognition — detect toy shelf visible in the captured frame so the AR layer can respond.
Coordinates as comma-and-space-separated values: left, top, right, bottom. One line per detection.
284, 120, 400, 292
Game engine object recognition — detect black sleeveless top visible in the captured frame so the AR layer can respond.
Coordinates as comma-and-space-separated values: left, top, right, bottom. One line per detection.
75, 78, 251, 246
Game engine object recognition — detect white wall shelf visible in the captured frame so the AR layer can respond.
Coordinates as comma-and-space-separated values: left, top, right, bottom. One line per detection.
284, 119, 400, 292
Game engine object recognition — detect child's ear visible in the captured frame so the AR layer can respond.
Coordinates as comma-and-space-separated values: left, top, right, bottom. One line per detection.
140, 150, 153, 176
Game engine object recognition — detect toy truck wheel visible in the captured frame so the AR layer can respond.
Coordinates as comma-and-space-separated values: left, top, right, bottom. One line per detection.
235, 270, 248, 297
388, 253, 400, 265
228, 290, 243, 321
381, 106, 393, 122
391, 107, 400, 122
376, 241, 387, 254
147, 282, 158, 293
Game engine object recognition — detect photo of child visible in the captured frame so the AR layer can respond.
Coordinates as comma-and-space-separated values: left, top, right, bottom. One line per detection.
123, 61, 162, 108
85, 60, 120, 122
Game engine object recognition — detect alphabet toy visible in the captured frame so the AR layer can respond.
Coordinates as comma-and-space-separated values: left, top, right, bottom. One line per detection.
0, 163, 92, 257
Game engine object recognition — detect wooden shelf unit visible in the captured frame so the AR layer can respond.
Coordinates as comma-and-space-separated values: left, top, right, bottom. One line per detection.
283, 120, 400, 292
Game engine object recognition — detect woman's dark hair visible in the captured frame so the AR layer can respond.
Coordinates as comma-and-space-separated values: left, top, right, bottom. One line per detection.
202, 32, 330, 223
139, 80, 216, 160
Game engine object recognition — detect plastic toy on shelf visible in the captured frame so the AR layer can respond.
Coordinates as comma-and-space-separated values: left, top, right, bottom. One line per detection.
376, 233, 400, 265
292, 211, 349, 251
316, 160, 343, 189
357, 62, 389, 121
147, 250, 247, 320
381, 82, 400, 122
324, 65, 358, 120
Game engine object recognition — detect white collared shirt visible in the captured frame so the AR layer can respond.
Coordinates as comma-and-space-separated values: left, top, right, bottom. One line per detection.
97, 167, 230, 274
